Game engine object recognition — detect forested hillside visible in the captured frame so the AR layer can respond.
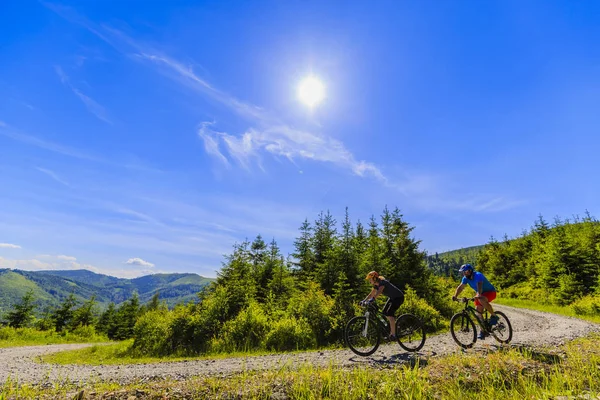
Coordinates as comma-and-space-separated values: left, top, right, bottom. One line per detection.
129, 207, 455, 357
426, 212, 600, 316
426, 245, 485, 277
477, 213, 600, 308
0, 269, 213, 315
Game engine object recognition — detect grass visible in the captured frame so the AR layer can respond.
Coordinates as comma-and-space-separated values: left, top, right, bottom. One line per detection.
3, 333, 600, 399
41, 338, 354, 365
0, 327, 108, 348
495, 297, 600, 324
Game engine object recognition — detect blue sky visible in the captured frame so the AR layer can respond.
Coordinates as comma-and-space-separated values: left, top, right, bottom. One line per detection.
1, 1, 599, 278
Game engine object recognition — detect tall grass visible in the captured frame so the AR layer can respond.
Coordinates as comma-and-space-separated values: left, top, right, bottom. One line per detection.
0, 326, 108, 348
4, 333, 599, 399
495, 297, 600, 324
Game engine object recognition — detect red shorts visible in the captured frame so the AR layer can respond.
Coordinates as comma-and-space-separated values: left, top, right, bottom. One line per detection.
474, 291, 496, 306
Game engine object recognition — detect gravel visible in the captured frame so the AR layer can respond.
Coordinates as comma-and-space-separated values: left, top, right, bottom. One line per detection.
1, 305, 598, 385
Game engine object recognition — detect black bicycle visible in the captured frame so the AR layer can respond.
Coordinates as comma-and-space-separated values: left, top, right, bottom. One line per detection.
450, 297, 513, 349
344, 301, 426, 356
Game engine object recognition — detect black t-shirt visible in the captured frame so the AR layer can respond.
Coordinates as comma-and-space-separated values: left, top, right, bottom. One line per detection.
375, 279, 403, 299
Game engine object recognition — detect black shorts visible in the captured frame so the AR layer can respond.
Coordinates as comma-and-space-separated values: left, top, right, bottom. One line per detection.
382, 293, 404, 317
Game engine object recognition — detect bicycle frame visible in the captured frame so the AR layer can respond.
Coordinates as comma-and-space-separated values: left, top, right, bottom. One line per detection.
458, 298, 491, 333
362, 303, 391, 337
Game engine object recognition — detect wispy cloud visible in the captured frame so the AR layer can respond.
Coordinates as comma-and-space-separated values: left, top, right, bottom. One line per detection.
36, 167, 70, 186
0, 243, 21, 249
0, 254, 101, 273
0, 121, 103, 162
38, 254, 78, 261
54, 65, 112, 124
1, 121, 161, 173
42, 5, 382, 179
125, 257, 154, 268
198, 122, 230, 167
43, 3, 524, 214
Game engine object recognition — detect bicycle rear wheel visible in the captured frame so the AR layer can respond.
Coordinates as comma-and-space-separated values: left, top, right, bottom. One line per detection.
345, 316, 381, 356
450, 312, 477, 349
490, 311, 512, 344
395, 313, 426, 352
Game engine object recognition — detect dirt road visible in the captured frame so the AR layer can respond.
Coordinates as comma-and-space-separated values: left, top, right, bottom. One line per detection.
1, 305, 598, 385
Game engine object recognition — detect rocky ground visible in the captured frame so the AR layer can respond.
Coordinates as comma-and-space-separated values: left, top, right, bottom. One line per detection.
1, 305, 598, 386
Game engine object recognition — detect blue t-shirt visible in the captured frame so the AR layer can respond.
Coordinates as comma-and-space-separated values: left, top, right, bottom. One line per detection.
461, 271, 496, 293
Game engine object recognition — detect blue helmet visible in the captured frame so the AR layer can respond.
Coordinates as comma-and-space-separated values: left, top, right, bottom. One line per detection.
459, 263, 474, 273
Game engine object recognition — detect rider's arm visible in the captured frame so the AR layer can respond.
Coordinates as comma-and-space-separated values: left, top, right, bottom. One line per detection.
365, 285, 384, 301
476, 281, 483, 296
364, 287, 378, 301
453, 283, 466, 299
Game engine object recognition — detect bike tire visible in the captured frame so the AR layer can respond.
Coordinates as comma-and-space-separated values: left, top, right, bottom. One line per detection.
395, 313, 426, 352
489, 311, 513, 344
345, 316, 381, 356
450, 312, 477, 349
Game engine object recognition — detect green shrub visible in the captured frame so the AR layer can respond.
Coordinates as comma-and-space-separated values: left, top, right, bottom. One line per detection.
571, 295, 600, 316
219, 302, 269, 351
502, 282, 549, 303
264, 317, 316, 351
286, 282, 334, 345
68, 325, 99, 340
0, 327, 14, 341
398, 286, 444, 332
132, 309, 173, 356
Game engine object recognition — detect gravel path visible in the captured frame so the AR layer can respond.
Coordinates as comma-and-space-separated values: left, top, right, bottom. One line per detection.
1, 305, 598, 385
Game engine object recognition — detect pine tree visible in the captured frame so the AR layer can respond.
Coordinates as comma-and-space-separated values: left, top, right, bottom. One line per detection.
97, 302, 118, 339
338, 207, 361, 292
5, 290, 36, 328
70, 295, 98, 329
114, 293, 141, 340
52, 293, 78, 332
313, 211, 338, 294
291, 219, 315, 279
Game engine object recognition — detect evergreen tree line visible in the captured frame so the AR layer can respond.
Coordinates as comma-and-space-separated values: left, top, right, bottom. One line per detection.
131, 207, 455, 357
1, 290, 163, 341
476, 212, 600, 307
426, 245, 484, 278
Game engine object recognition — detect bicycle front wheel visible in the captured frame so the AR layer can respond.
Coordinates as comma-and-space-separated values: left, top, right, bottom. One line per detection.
395, 313, 426, 352
345, 316, 381, 356
490, 311, 513, 344
450, 312, 477, 349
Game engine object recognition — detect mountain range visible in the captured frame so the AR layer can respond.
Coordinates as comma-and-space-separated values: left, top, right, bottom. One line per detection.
0, 268, 214, 316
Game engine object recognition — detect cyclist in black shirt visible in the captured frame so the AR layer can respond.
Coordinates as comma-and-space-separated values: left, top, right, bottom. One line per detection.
360, 271, 405, 340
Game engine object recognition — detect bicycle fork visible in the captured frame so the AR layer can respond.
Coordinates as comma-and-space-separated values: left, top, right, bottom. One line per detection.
363, 311, 370, 336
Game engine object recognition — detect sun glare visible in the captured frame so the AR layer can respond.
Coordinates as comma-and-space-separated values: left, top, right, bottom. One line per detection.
298, 76, 325, 107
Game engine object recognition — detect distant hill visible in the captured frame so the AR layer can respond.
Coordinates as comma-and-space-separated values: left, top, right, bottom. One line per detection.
426, 244, 485, 278
0, 268, 214, 316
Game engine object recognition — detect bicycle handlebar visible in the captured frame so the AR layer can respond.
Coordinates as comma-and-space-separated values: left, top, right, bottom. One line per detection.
453, 297, 475, 303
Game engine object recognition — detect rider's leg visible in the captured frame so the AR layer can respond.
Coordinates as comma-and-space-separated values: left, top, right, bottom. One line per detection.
475, 304, 485, 324
383, 297, 402, 337
387, 316, 395, 336
478, 295, 496, 316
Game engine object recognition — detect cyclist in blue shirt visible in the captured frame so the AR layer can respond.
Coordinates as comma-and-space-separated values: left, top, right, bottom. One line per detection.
452, 263, 499, 339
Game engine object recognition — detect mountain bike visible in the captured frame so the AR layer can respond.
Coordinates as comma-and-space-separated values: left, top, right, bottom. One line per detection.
344, 301, 426, 356
450, 297, 513, 349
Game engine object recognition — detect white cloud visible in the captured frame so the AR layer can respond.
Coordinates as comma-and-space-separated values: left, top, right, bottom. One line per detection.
0, 255, 100, 273
0, 243, 21, 249
198, 122, 230, 167
36, 167, 70, 186
54, 65, 112, 124
43, 3, 525, 215
125, 257, 155, 268
0, 121, 103, 162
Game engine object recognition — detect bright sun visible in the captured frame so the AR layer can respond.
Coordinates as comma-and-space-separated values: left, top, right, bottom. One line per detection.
297, 76, 325, 107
